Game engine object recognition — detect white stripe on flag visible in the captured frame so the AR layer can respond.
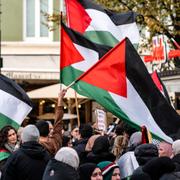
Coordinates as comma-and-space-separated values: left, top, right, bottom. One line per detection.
0, 89, 32, 125
117, 22, 140, 44
72, 44, 99, 71
86, 9, 123, 40
110, 79, 173, 143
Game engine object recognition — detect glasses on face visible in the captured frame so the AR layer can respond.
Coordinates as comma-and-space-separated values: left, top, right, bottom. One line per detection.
91, 172, 102, 177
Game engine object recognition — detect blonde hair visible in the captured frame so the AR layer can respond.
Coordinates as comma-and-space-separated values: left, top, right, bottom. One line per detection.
112, 135, 128, 159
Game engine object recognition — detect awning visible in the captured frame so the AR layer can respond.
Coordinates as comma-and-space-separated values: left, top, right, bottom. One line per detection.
27, 83, 87, 99
37, 113, 78, 120
1, 55, 60, 80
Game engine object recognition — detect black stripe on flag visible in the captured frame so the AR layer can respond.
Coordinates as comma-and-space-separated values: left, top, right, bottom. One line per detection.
62, 22, 111, 58
0, 74, 33, 107
125, 38, 180, 139
78, 0, 138, 25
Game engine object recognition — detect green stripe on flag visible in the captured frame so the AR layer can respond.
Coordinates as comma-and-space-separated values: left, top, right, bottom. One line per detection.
84, 31, 119, 47
61, 66, 83, 85
0, 113, 19, 130
84, 31, 139, 49
61, 66, 165, 142
0, 151, 11, 161
61, 66, 138, 128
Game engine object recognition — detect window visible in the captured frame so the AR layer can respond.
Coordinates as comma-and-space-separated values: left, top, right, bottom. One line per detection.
24, 0, 53, 42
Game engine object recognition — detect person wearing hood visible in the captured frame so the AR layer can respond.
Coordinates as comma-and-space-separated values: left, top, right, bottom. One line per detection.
1, 125, 50, 180
79, 163, 103, 180
98, 161, 121, 180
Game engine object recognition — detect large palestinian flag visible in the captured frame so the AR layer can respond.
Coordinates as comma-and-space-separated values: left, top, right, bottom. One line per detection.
0, 75, 33, 129
60, 25, 180, 142
65, 0, 140, 47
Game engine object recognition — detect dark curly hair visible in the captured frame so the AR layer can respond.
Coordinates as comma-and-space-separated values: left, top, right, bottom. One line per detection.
0, 125, 17, 148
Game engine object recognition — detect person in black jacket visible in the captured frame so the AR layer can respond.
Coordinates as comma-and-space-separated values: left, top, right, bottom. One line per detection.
2, 125, 50, 180
172, 139, 180, 171
74, 124, 93, 164
132, 143, 158, 175
43, 147, 79, 180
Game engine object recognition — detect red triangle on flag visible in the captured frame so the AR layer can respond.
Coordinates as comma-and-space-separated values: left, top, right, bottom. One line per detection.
65, 0, 92, 33
78, 39, 127, 97
60, 27, 84, 69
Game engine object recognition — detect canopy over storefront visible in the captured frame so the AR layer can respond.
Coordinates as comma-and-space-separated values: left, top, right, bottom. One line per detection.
27, 83, 87, 99
37, 113, 78, 120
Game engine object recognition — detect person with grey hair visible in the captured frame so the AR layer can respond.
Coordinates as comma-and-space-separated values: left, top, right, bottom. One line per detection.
1, 125, 50, 180
43, 147, 79, 180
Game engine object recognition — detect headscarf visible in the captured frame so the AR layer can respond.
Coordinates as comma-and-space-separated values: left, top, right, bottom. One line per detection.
128, 132, 142, 148
55, 147, 79, 169
98, 161, 119, 180
79, 163, 97, 180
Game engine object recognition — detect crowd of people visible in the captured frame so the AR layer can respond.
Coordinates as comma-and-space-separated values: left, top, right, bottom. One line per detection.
0, 90, 180, 180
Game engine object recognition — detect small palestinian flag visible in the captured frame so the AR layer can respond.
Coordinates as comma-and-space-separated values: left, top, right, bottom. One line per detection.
0, 75, 33, 129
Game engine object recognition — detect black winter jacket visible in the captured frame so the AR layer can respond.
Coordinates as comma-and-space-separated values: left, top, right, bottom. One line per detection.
172, 154, 180, 172
2, 141, 50, 180
43, 159, 79, 180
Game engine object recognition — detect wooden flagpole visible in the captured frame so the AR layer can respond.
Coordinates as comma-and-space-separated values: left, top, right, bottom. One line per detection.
75, 91, 80, 127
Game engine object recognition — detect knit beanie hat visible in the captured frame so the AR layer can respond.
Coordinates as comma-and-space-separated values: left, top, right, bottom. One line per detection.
55, 147, 79, 169
172, 139, 180, 155
21, 125, 40, 143
79, 163, 97, 180
97, 161, 119, 180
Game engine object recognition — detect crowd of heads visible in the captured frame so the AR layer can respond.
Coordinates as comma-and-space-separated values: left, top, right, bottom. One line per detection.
0, 114, 180, 180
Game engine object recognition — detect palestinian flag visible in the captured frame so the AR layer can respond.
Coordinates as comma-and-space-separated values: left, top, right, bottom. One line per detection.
60, 22, 111, 84
0, 75, 33, 129
61, 27, 180, 142
151, 71, 171, 104
65, 0, 140, 47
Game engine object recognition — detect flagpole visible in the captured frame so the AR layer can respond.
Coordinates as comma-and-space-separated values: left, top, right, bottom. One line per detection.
60, 0, 64, 91
171, 38, 180, 49
74, 91, 80, 127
